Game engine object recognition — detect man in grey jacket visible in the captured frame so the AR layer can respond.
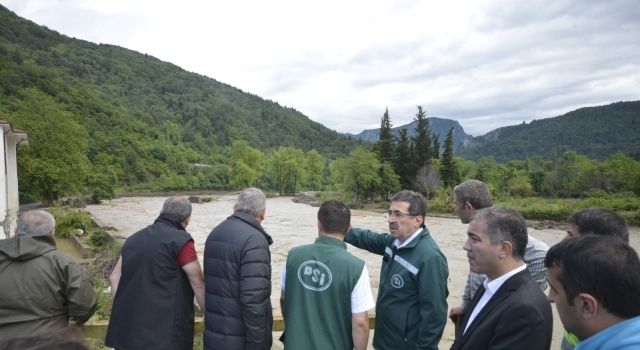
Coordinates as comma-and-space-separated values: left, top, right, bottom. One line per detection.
204, 188, 273, 350
0, 210, 96, 339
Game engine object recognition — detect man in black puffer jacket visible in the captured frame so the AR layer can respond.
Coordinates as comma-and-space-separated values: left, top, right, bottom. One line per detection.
204, 188, 273, 350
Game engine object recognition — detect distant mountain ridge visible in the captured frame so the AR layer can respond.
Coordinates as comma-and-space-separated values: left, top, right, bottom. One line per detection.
347, 117, 473, 151
458, 101, 640, 161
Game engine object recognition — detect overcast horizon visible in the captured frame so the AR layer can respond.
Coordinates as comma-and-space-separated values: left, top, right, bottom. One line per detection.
2, 0, 639, 137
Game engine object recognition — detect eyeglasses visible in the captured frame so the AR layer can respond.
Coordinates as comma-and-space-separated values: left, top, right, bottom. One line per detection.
385, 210, 416, 219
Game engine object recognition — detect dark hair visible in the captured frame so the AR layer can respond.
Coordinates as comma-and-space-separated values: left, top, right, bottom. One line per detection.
318, 200, 351, 234
453, 180, 493, 209
568, 207, 629, 242
545, 235, 640, 319
390, 190, 427, 218
473, 206, 528, 259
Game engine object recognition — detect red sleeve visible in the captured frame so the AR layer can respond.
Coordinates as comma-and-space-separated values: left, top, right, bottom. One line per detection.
176, 240, 197, 267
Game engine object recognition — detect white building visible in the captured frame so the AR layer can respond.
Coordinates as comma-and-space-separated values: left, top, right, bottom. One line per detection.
1, 120, 28, 238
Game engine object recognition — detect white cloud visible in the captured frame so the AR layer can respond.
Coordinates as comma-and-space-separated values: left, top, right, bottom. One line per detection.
2, 0, 639, 136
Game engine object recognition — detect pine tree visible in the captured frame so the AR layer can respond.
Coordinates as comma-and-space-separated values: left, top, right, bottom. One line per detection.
393, 128, 414, 188
440, 127, 458, 187
412, 106, 432, 165
432, 132, 441, 159
375, 107, 395, 163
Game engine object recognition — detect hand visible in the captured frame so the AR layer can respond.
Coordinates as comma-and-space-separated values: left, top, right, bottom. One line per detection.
449, 306, 465, 323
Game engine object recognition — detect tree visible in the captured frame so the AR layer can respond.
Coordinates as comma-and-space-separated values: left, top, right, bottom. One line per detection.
267, 147, 306, 195
8, 88, 89, 203
415, 164, 440, 198
330, 148, 383, 202
432, 133, 440, 159
393, 128, 414, 189
375, 108, 394, 163
229, 140, 264, 189
302, 149, 325, 191
440, 127, 458, 188
412, 106, 432, 166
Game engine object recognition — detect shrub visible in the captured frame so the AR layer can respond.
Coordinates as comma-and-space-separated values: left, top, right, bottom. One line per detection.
51, 208, 93, 238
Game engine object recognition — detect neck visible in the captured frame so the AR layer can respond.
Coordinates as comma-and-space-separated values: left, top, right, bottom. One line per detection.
487, 259, 525, 281
320, 232, 345, 241
584, 313, 628, 340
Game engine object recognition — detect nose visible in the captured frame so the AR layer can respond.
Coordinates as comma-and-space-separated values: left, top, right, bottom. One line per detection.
463, 238, 471, 251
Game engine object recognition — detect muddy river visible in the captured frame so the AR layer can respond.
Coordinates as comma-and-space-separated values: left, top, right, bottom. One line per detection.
86, 194, 640, 350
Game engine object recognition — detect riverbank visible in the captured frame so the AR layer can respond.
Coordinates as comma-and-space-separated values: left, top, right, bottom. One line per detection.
85, 195, 640, 349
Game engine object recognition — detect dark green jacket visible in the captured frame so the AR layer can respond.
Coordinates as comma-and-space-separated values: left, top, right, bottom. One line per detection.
0, 235, 96, 338
284, 236, 365, 350
345, 227, 448, 350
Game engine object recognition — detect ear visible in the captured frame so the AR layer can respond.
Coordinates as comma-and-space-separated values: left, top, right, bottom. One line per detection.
182, 215, 191, 228
576, 293, 599, 320
464, 201, 474, 210
258, 208, 266, 222
498, 240, 513, 259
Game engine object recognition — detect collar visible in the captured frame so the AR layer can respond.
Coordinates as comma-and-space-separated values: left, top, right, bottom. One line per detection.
232, 211, 274, 245
394, 227, 425, 249
315, 235, 347, 249
154, 213, 186, 231
483, 263, 527, 294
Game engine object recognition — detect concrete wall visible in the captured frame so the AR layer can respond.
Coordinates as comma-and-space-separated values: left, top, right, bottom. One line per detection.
0, 121, 27, 238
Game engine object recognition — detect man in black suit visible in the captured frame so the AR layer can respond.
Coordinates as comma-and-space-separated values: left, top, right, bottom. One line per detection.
451, 206, 552, 350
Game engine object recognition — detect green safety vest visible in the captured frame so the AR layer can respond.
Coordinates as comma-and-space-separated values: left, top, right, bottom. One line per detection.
284, 235, 365, 350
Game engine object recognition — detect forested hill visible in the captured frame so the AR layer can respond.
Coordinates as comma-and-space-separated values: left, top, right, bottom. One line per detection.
459, 101, 640, 162
0, 5, 362, 199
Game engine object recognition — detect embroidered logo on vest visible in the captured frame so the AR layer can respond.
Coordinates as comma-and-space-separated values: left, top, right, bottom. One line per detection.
297, 260, 333, 291
391, 273, 405, 288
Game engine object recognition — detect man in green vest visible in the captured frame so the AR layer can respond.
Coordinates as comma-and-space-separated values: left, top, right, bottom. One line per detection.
280, 200, 375, 350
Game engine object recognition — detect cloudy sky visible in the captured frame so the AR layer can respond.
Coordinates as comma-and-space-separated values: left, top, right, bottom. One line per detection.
3, 0, 639, 136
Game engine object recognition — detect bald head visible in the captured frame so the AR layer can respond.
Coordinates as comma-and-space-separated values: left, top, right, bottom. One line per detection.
16, 210, 56, 237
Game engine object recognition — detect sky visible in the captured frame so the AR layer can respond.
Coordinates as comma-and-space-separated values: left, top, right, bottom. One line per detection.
2, 0, 639, 136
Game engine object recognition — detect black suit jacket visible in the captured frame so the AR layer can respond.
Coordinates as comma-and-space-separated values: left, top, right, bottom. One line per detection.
451, 269, 552, 350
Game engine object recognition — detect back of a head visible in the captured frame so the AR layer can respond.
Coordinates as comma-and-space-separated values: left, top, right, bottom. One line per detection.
453, 179, 493, 209
473, 206, 528, 259
391, 190, 427, 217
15, 210, 56, 237
545, 235, 640, 319
235, 187, 266, 218
568, 207, 629, 242
317, 200, 351, 235
160, 197, 192, 222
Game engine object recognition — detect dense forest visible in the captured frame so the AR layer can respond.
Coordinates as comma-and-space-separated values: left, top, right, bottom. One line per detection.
0, 5, 362, 202
459, 101, 640, 161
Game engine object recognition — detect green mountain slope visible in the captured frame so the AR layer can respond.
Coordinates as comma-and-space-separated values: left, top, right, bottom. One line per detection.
459, 101, 640, 161
0, 5, 362, 197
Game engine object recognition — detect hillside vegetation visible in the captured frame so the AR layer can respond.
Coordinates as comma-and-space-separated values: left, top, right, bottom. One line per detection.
0, 5, 361, 201
459, 101, 640, 161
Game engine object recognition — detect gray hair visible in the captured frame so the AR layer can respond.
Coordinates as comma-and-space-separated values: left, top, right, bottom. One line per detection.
472, 206, 528, 260
16, 210, 56, 237
235, 188, 266, 218
160, 197, 192, 222
453, 180, 493, 209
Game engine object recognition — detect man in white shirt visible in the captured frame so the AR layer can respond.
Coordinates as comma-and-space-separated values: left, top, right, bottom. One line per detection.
280, 200, 375, 350
451, 206, 552, 350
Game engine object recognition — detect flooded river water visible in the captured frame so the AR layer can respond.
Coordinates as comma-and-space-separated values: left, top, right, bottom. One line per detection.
86, 194, 640, 350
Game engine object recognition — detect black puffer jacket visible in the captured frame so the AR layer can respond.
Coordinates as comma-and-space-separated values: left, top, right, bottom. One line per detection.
203, 211, 273, 350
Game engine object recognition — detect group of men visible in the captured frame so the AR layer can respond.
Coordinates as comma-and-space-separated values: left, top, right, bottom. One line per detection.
0, 182, 638, 350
